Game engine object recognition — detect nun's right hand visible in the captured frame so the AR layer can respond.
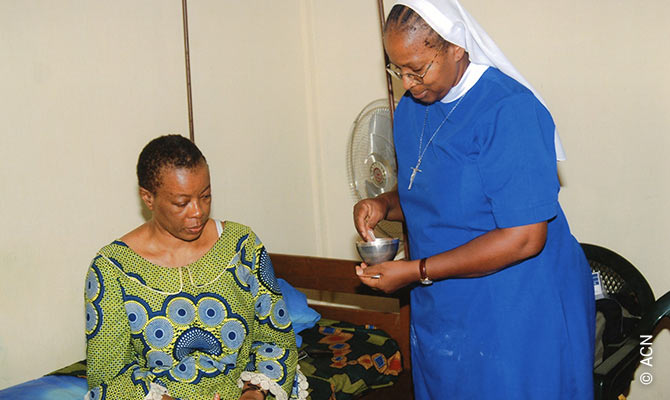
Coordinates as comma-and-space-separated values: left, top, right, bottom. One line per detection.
353, 198, 386, 241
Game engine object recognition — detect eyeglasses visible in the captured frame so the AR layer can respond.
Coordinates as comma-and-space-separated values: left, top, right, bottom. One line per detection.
386, 49, 441, 84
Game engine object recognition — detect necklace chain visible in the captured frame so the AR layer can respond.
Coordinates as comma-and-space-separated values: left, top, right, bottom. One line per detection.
408, 94, 465, 190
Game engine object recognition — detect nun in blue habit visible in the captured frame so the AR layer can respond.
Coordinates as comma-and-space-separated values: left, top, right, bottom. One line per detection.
353, 1, 595, 398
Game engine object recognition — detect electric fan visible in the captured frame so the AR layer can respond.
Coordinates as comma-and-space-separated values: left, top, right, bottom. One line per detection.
347, 99, 404, 241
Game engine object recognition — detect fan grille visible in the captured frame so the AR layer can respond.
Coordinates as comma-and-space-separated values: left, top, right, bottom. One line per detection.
348, 99, 404, 239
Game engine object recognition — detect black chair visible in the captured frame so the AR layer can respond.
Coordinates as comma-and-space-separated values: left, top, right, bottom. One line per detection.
581, 243, 670, 400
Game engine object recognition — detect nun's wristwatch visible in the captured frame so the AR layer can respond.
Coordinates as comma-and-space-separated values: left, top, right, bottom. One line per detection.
419, 258, 433, 285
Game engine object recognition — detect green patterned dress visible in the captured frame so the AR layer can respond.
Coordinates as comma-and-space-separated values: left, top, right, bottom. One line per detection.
84, 221, 307, 400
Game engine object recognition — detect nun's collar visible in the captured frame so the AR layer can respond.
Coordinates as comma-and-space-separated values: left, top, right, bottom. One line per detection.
440, 62, 488, 103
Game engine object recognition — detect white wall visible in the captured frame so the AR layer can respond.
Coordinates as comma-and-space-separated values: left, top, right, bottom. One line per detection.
185, 0, 322, 256
1, 0, 668, 397
302, 0, 391, 258
0, 0, 188, 387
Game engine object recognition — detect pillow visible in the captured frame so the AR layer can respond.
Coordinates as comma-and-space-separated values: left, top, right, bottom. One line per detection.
278, 278, 321, 347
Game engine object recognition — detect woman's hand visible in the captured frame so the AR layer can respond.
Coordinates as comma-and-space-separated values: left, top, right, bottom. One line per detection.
353, 198, 386, 241
354, 191, 405, 242
353, 189, 404, 241
238, 391, 265, 400
238, 382, 267, 400
355, 259, 419, 293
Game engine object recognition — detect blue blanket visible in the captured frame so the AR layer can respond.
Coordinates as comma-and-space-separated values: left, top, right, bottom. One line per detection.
0, 375, 87, 399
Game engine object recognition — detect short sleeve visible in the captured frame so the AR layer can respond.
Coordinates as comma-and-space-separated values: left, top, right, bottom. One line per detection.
477, 93, 559, 228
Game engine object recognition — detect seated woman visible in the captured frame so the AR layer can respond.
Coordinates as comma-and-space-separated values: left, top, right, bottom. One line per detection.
84, 135, 308, 400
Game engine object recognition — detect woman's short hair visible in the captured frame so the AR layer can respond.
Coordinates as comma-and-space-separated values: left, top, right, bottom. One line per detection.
137, 134, 206, 193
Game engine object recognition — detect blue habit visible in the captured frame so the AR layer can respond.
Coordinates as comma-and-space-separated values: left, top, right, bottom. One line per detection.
394, 68, 595, 399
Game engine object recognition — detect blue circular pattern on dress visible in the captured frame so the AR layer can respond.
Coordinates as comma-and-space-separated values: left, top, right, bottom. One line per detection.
197, 298, 226, 327
236, 264, 252, 287
147, 350, 174, 369
132, 369, 151, 381
271, 299, 291, 328
173, 327, 222, 360
167, 298, 196, 325
249, 275, 260, 297
220, 319, 246, 350
85, 268, 100, 300
258, 360, 283, 380
124, 301, 148, 333
254, 294, 272, 317
85, 303, 99, 333
220, 352, 238, 368
171, 356, 197, 381
197, 355, 218, 371
257, 248, 281, 294
86, 387, 101, 400
258, 343, 283, 359
144, 317, 174, 348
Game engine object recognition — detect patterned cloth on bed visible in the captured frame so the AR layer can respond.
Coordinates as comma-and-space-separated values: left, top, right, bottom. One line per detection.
298, 319, 402, 400
0, 320, 401, 400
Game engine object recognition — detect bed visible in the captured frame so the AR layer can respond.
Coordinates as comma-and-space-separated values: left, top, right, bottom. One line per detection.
0, 253, 413, 400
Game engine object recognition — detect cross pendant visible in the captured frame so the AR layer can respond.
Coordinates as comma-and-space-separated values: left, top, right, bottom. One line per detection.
408, 165, 422, 190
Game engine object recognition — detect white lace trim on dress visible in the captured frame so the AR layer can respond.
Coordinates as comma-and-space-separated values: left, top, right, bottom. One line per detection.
294, 366, 309, 400
143, 382, 170, 400
238, 365, 309, 400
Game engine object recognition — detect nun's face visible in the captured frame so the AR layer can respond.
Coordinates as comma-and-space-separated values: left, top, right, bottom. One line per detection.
384, 29, 468, 104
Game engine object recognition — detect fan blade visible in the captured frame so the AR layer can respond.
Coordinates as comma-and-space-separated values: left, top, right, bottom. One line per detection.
349, 100, 399, 202
365, 179, 383, 198
368, 110, 391, 138
370, 133, 394, 158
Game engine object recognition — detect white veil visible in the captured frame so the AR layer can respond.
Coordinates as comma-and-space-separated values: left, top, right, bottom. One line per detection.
392, 0, 566, 160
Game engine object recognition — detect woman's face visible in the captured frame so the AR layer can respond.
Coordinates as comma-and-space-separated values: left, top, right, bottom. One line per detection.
142, 161, 212, 242
384, 28, 468, 104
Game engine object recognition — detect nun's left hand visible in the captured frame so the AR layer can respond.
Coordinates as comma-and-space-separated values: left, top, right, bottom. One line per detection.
355, 259, 419, 293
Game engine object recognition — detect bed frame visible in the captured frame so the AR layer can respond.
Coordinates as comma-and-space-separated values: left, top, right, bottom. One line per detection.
270, 253, 413, 400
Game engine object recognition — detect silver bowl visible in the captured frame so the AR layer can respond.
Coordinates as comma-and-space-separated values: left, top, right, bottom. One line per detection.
356, 238, 400, 265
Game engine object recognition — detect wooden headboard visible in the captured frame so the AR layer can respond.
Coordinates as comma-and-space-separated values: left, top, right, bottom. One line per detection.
270, 253, 411, 371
